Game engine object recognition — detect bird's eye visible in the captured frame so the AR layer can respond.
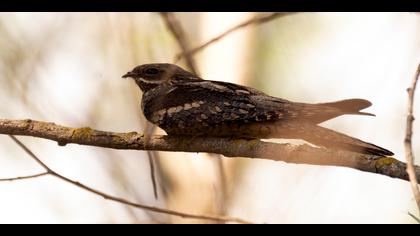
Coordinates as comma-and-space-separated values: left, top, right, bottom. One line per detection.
145, 68, 160, 75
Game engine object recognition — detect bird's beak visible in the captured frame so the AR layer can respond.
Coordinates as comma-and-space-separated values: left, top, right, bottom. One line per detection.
122, 71, 135, 79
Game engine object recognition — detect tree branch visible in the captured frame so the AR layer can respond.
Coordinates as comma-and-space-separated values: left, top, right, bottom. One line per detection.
405, 63, 420, 213
174, 12, 295, 62
159, 12, 199, 75
0, 172, 48, 182
0, 119, 417, 182
7, 135, 250, 224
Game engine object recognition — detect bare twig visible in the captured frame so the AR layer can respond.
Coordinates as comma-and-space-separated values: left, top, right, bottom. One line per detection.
7, 134, 250, 224
159, 12, 199, 75
0, 119, 417, 182
405, 63, 420, 213
175, 12, 295, 62
409, 211, 420, 223
210, 153, 228, 215
147, 150, 159, 199
144, 120, 160, 200
0, 172, 48, 181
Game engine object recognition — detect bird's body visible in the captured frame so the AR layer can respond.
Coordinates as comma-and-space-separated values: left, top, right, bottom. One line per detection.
123, 63, 393, 156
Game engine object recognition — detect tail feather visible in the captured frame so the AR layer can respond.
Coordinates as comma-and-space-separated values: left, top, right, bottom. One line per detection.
320, 99, 375, 117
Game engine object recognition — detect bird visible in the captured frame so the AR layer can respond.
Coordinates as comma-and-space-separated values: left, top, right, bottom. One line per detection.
122, 63, 393, 156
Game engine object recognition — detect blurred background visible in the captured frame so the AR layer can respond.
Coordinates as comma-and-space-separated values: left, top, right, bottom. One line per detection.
0, 12, 419, 223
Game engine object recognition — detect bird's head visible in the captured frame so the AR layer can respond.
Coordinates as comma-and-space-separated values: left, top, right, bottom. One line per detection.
122, 63, 199, 92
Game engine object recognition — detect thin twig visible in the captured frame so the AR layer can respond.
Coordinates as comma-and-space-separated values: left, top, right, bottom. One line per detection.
8, 135, 250, 224
144, 120, 160, 200
404, 63, 420, 213
210, 153, 228, 215
0, 119, 417, 182
175, 12, 295, 62
159, 12, 199, 75
147, 151, 159, 199
0, 172, 48, 182
409, 211, 420, 223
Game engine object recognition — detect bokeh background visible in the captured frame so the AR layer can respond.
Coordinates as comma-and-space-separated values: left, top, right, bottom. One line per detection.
0, 12, 419, 223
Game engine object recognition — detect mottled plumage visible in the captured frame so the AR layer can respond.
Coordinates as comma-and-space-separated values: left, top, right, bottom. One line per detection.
123, 63, 393, 156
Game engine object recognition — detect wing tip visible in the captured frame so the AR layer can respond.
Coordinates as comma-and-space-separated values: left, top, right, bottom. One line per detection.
357, 111, 376, 117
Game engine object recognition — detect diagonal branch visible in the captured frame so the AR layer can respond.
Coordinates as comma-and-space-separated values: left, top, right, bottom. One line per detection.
174, 12, 295, 62
405, 63, 420, 213
159, 12, 199, 75
7, 135, 250, 224
0, 119, 417, 182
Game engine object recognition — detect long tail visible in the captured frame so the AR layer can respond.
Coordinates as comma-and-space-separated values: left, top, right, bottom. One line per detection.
271, 122, 394, 156
319, 98, 375, 117
298, 99, 376, 124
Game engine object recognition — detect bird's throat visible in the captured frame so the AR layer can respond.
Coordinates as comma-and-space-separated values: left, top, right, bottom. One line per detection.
136, 80, 160, 92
